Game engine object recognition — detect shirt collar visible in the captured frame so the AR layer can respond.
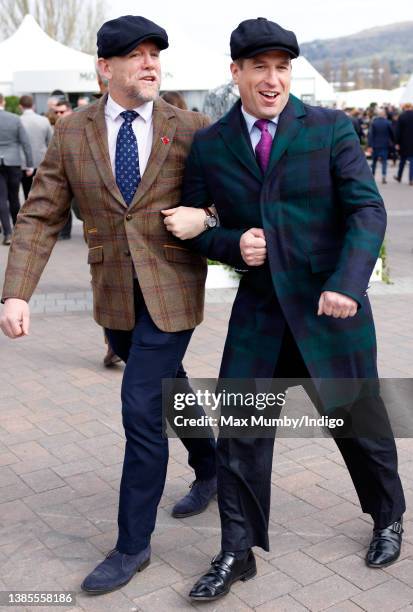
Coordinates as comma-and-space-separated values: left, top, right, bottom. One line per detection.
241, 106, 279, 134
22, 109, 34, 114
106, 94, 153, 123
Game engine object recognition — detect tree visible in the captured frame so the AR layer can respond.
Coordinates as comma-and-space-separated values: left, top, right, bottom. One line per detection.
0, 0, 106, 54
322, 59, 332, 83
353, 68, 365, 90
381, 60, 392, 90
371, 58, 381, 89
339, 59, 349, 91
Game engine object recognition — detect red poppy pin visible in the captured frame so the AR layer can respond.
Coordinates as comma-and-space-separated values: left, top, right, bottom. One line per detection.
161, 136, 170, 145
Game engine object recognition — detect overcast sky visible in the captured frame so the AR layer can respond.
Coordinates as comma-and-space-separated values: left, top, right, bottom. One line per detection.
108, 0, 412, 56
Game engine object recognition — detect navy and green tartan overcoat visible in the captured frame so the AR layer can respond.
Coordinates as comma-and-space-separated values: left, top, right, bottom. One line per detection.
182, 95, 386, 380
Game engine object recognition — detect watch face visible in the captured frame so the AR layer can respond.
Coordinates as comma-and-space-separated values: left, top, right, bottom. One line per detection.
207, 215, 217, 228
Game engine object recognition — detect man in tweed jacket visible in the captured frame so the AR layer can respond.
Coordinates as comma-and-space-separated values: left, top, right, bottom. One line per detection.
164, 18, 405, 602
0, 16, 217, 595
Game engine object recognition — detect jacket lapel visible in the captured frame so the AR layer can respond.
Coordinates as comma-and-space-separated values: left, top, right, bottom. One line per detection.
218, 101, 262, 182
85, 94, 126, 208
266, 95, 307, 176
129, 98, 177, 210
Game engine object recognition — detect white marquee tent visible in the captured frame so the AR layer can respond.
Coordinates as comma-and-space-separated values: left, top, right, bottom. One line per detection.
336, 87, 405, 108
0, 14, 98, 97
400, 74, 413, 105
290, 56, 336, 105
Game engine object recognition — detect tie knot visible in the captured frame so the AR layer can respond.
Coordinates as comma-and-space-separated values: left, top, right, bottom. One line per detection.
120, 110, 138, 124
255, 119, 270, 132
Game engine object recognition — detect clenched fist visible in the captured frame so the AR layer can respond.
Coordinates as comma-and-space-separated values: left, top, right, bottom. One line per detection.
0, 298, 30, 338
317, 291, 357, 319
240, 228, 267, 266
161, 207, 206, 240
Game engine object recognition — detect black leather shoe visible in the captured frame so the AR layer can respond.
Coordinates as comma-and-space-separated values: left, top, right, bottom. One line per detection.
81, 546, 150, 595
366, 518, 403, 568
189, 550, 256, 601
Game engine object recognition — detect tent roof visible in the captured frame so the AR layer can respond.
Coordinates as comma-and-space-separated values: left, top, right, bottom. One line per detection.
290, 56, 336, 102
0, 14, 95, 83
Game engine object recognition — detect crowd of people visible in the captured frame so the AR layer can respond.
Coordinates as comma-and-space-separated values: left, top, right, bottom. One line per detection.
346, 102, 413, 184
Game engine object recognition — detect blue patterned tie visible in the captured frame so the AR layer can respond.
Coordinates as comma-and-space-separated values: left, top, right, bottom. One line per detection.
115, 110, 140, 205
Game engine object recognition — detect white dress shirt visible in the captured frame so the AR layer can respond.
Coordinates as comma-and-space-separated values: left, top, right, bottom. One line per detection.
241, 107, 279, 151
105, 95, 154, 177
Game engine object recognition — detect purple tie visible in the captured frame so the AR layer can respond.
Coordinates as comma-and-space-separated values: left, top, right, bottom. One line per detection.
254, 119, 273, 173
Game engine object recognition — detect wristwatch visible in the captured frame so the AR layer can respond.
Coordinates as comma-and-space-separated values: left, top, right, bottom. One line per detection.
203, 207, 217, 230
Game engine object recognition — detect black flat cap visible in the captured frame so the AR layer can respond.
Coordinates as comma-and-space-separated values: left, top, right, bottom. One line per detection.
230, 17, 299, 60
97, 15, 168, 58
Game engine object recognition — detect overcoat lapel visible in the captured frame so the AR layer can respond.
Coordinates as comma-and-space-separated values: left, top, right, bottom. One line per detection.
266, 95, 307, 176
129, 98, 177, 210
85, 94, 126, 208
218, 101, 262, 182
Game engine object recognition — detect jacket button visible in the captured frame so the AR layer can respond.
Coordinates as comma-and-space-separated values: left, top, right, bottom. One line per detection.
126, 214, 132, 221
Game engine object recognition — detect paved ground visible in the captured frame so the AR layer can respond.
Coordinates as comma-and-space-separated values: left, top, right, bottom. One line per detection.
0, 177, 412, 611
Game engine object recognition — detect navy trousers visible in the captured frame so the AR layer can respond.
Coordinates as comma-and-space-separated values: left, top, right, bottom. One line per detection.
106, 283, 216, 554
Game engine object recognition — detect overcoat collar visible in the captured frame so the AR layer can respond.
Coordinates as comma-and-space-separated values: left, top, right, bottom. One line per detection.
85, 93, 177, 210
218, 95, 307, 181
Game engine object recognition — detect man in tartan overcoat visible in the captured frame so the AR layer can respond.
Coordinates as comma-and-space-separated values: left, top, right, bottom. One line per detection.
163, 18, 406, 602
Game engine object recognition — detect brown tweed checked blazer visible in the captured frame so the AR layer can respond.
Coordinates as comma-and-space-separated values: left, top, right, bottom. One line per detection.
1, 95, 209, 331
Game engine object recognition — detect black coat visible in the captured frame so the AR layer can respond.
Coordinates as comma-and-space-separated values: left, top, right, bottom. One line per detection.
395, 110, 413, 157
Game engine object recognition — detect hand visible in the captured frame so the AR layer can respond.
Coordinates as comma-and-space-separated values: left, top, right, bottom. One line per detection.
25, 168, 34, 177
317, 291, 357, 319
0, 298, 30, 338
161, 207, 207, 240
240, 228, 266, 266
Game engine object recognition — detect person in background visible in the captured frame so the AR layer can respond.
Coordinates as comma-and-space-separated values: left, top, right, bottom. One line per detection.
394, 103, 413, 186
161, 90, 187, 110
76, 95, 90, 108
55, 100, 74, 239
19, 95, 53, 198
44, 95, 61, 126
368, 108, 394, 184
349, 108, 363, 142
0, 92, 33, 245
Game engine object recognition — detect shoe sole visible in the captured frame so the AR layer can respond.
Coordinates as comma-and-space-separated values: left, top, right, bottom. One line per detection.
81, 557, 150, 595
172, 495, 217, 519
172, 503, 209, 518
189, 565, 257, 601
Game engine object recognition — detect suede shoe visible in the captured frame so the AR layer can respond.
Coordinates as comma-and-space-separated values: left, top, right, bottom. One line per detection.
366, 518, 403, 568
172, 476, 217, 518
81, 546, 150, 595
189, 550, 256, 601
